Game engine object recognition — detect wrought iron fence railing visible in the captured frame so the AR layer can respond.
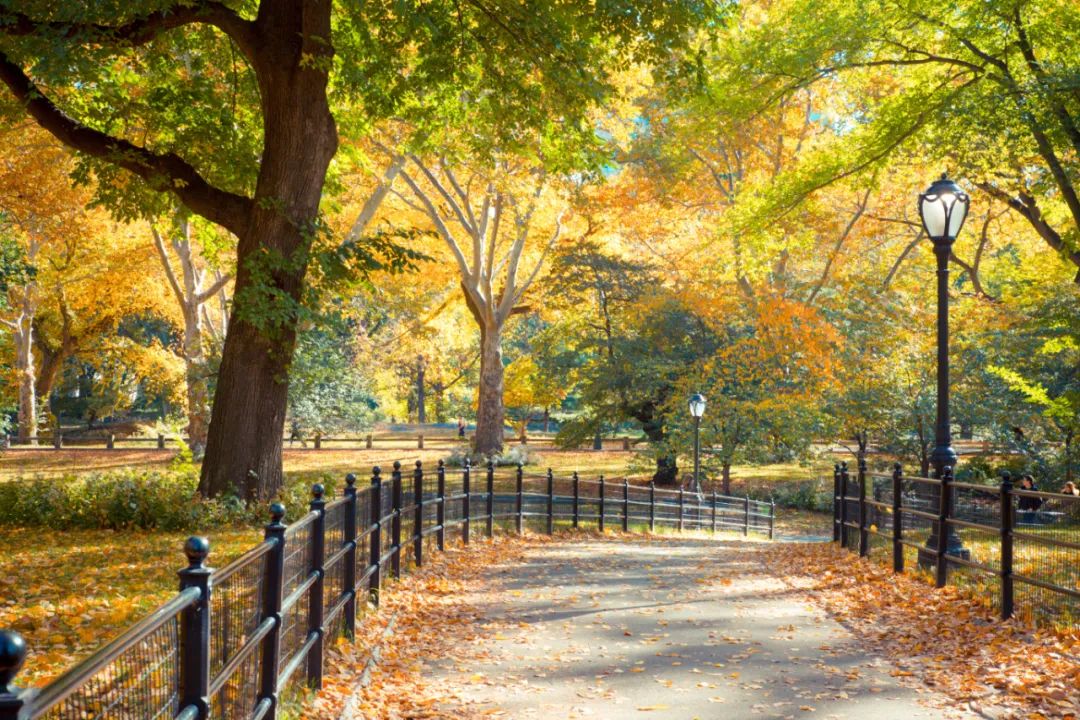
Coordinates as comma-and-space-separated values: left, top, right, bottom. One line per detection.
832, 460, 1080, 631
0, 460, 774, 720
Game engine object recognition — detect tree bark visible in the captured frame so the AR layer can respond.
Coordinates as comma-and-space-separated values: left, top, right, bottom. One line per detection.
416, 355, 426, 425
721, 462, 731, 495
198, 0, 337, 500
474, 323, 506, 455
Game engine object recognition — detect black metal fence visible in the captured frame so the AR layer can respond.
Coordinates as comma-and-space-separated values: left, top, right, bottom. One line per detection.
0, 461, 774, 720
832, 460, 1080, 630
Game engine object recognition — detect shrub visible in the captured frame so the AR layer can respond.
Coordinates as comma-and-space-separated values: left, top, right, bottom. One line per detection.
443, 444, 538, 468
0, 469, 344, 531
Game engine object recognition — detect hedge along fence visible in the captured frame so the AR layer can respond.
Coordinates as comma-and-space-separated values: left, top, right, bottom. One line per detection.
833, 461, 1080, 631
0, 461, 774, 720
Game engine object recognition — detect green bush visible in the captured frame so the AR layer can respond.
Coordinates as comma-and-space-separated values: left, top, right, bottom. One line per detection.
745, 478, 832, 512
0, 469, 344, 531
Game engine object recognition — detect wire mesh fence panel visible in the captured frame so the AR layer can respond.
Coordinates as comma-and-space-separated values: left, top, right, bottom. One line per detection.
863, 474, 895, 568
279, 514, 315, 676
944, 483, 1002, 613
208, 635, 262, 720
210, 543, 271, 681
324, 499, 348, 556
1011, 491, 1080, 631
32, 609, 183, 720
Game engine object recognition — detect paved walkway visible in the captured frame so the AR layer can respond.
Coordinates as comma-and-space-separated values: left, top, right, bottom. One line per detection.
425, 536, 975, 719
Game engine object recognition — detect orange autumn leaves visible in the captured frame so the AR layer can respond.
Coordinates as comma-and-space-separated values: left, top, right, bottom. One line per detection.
762, 542, 1080, 719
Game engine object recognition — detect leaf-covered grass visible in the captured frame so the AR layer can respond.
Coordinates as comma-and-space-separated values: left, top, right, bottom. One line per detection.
0, 526, 261, 687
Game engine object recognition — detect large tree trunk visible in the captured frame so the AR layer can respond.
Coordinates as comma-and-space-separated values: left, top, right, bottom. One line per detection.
721, 462, 732, 495
474, 323, 506, 455
198, 0, 337, 500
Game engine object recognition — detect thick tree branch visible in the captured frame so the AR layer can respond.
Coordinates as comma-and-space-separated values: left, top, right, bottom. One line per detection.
0, 2, 258, 61
0, 52, 252, 236
976, 181, 1080, 282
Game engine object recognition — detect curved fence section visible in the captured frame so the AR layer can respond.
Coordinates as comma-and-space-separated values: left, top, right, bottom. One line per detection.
832, 462, 1080, 631
0, 462, 773, 720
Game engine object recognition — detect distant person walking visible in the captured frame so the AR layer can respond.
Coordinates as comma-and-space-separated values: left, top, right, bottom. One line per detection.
1059, 481, 1079, 497
457, 418, 466, 438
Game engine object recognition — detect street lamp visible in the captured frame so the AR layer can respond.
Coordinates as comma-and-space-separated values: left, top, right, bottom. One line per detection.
918, 173, 970, 563
689, 393, 706, 496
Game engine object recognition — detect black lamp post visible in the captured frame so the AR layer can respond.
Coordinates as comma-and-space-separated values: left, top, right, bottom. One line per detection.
689, 393, 706, 496
918, 173, 970, 562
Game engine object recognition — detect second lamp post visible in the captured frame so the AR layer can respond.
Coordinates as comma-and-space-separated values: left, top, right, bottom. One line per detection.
689, 393, 706, 496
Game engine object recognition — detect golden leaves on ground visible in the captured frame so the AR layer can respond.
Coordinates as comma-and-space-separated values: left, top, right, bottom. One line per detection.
762, 543, 1080, 719
0, 527, 259, 687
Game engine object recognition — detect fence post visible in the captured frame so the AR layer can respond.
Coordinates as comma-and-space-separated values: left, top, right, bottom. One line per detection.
413, 461, 424, 568
0, 632, 32, 720
891, 463, 903, 573
462, 460, 471, 546
307, 484, 326, 689
649, 481, 655, 532
832, 463, 841, 542
599, 475, 606, 532
546, 468, 554, 535
515, 463, 524, 534
52, 432, 61, 450
769, 499, 776, 540
157, 433, 165, 449
436, 460, 446, 551
711, 489, 718, 533
178, 537, 212, 720
571, 471, 580, 529
418, 434, 424, 450
369, 467, 382, 606
106, 433, 115, 450
343, 476, 357, 638
839, 461, 849, 549
391, 462, 403, 578
935, 465, 953, 589
743, 495, 750, 536
622, 480, 629, 532
365, 434, 372, 450
678, 486, 684, 532
314, 434, 321, 450
1000, 471, 1014, 620
858, 458, 869, 557
260, 504, 286, 719
486, 460, 495, 538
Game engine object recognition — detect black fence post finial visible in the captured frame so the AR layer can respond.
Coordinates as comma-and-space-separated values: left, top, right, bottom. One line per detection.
0, 631, 33, 720
485, 460, 495, 538
648, 481, 656, 532
260, 504, 287, 719
833, 463, 841, 542
413, 461, 424, 567
307, 484, 326, 689
857, 457, 869, 557
891, 463, 903, 572
622, 479, 630, 532
599, 475, 606, 532
436, 460, 446, 551
572, 471, 580, 529
839, 461, 849, 549
1000, 471, 1014, 620
369, 467, 382, 606
546, 468, 554, 535
343, 475, 357, 638
391, 462, 403, 578
462, 459, 471, 546
515, 463, 524, 535
178, 536, 212, 720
